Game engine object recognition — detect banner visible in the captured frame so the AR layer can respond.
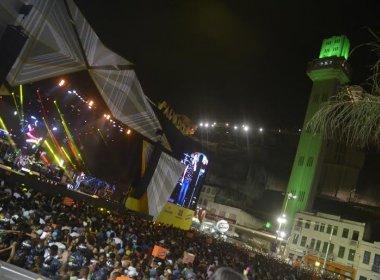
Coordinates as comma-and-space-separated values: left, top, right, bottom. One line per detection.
155, 202, 195, 230
183, 252, 195, 264
152, 245, 168, 260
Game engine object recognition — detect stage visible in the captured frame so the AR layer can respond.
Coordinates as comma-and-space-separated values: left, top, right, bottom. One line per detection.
0, 163, 123, 211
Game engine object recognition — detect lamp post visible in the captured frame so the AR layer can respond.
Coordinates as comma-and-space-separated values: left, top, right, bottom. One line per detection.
276, 192, 297, 255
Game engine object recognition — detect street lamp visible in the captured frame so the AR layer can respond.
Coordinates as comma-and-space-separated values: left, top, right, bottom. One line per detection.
276, 192, 297, 253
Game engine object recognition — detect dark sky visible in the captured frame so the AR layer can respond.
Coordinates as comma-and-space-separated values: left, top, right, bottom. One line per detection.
76, 0, 380, 129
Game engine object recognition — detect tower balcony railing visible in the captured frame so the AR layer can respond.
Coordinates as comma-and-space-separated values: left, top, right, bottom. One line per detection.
307, 56, 350, 77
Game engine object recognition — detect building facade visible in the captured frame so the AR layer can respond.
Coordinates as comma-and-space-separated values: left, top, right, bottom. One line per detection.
198, 185, 262, 232
285, 212, 380, 280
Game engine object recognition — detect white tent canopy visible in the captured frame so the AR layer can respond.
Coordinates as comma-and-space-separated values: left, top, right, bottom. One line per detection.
0, 0, 165, 143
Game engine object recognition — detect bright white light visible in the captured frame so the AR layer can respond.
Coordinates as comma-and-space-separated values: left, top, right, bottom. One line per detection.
279, 231, 286, 238
298, 128, 302, 132
88, 100, 94, 107
13, 111, 17, 116
199, 122, 204, 127
259, 127, 264, 133
52, 127, 58, 131
315, 261, 320, 267
243, 126, 249, 132
213, 122, 216, 126
278, 129, 281, 133
234, 125, 238, 130
68, 90, 72, 94
277, 216, 287, 224
204, 123, 209, 128
126, 129, 132, 135
225, 123, 229, 127
58, 79, 66, 87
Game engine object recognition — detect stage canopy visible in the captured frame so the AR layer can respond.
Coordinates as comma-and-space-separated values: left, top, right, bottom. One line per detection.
0, 0, 166, 144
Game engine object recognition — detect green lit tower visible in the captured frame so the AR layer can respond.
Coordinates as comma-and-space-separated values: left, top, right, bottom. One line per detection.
282, 35, 364, 230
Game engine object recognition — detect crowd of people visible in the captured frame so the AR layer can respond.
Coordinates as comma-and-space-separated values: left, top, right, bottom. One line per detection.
0, 182, 338, 279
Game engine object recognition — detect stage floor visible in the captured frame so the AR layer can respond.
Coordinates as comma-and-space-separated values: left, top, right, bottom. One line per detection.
0, 164, 122, 211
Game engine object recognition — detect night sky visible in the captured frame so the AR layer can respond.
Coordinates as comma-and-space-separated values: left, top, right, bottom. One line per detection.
76, 0, 380, 129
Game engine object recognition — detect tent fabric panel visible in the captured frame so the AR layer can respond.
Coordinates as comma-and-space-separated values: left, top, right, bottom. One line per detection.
6, 0, 86, 86
147, 152, 185, 217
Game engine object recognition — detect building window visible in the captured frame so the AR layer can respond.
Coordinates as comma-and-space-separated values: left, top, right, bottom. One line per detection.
338, 246, 345, 258
296, 218, 303, 228
299, 191, 305, 202
326, 224, 332, 234
306, 157, 314, 167
333, 226, 338, 236
315, 240, 321, 252
358, 276, 367, 280
328, 243, 334, 254
352, 230, 359, 241
320, 223, 325, 232
314, 222, 319, 231
342, 228, 349, 238
300, 236, 307, 247
322, 242, 329, 254
292, 234, 299, 245
298, 156, 304, 166
363, 251, 371, 265
305, 220, 311, 229
373, 254, 380, 273
348, 249, 356, 261
310, 238, 315, 250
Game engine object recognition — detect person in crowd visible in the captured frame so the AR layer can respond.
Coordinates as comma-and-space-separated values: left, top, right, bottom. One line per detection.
0, 183, 338, 280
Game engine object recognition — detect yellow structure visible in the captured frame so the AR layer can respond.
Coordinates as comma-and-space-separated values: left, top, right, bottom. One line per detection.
155, 202, 194, 230
125, 193, 149, 214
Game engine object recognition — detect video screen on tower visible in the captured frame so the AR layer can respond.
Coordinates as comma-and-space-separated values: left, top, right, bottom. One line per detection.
168, 152, 208, 210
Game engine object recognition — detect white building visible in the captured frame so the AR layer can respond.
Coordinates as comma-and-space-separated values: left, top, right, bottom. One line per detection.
285, 212, 380, 280
198, 185, 262, 232
356, 241, 380, 280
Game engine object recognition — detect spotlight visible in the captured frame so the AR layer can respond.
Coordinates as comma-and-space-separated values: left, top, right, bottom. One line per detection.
234, 125, 238, 130
225, 123, 229, 127
204, 123, 209, 128
243, 126, 249, 132
298, 128, 302, 132
13, 111, 17, 115
58, 79, 66, 87
88, 100, 94, 107
126, 129, 131, 135
199, 122, 204, 127
52, 127, 58, 131
259, 127, 264, 133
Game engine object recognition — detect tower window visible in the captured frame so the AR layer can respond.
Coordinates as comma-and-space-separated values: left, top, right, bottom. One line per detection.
298, 156, 304, 166
306, 157, 314, 167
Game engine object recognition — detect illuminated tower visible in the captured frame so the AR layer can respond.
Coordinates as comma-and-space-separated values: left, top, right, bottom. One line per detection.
282, 36, 364, 230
